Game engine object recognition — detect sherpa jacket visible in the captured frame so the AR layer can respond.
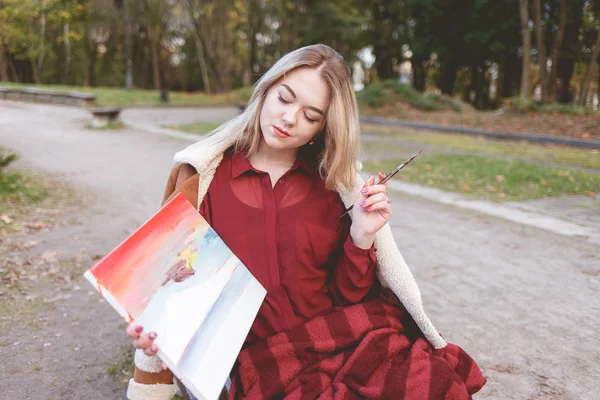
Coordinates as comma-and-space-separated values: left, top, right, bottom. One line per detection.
130, 132, 447, 398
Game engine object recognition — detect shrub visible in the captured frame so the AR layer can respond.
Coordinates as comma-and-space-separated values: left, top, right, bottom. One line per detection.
357, 80, 450, 112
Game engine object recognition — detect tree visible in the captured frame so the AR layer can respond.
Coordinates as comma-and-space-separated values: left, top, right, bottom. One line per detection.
547, 0, 567, 101
532, 0, 547, 100
533, 0, 568, 102
519, 0, 532, 98
579, 2, 600, 106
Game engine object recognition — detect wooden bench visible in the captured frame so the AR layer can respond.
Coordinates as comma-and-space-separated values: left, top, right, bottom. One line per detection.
90, 107, 122, 128
0, 87, 96, 107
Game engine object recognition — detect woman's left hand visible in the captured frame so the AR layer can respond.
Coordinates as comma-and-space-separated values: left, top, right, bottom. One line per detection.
350, 172, 392, 248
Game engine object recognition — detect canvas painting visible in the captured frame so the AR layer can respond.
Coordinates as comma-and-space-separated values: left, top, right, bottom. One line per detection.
84, 193, 266, 400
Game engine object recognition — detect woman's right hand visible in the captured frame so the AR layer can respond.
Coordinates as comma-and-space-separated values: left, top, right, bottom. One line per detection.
127, 324, 170, 371
127, 324, 159, 356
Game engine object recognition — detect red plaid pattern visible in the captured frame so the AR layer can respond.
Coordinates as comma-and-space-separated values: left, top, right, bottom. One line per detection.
230, 293, 486, 399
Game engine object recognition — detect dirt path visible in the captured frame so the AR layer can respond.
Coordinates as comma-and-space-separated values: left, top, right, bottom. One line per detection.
1, 102, 599, 399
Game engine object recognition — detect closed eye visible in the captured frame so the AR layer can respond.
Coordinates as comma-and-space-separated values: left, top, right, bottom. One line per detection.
278, 94, 318, 123
304, 113, 317, 123
277, 95, 291, 104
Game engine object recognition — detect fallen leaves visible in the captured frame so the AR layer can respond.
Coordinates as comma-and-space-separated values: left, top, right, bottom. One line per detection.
24, 222, 49, 231
1, 214, 12, 224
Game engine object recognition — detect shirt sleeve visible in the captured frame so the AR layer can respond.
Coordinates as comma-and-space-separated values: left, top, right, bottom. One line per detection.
328, 233, 377, 305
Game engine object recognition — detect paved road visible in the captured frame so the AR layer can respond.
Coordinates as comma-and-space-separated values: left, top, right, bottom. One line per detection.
1, 101, 599, 399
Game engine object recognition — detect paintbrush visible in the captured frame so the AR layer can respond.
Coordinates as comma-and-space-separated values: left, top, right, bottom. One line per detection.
340, 150, 421, 218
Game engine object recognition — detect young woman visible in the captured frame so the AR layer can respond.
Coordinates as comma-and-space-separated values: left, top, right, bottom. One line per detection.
126, 44, 485, 399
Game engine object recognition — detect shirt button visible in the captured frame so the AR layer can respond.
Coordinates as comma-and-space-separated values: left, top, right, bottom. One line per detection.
279, 179, 284, 184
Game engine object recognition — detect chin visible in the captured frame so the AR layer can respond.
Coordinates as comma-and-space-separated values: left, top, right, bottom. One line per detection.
261, 127, 295, 150
263, 134, 291, 150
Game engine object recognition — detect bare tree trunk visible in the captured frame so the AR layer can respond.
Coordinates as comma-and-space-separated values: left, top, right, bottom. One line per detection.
0, 41, 10, 82
547, 0, 567, 102
411, 58, 427, 92
8, 56, 19, 82
63, 22, 71, 84
32, 12, 47, 84
519, 0, 531, 98
579, 28, 600, 106
532, 0, 546, 99
598, 65, 600, 103
192, 34, 211, 93
532, 0, 547, 101
147, 24, 161, 90
124, 0, 133, 89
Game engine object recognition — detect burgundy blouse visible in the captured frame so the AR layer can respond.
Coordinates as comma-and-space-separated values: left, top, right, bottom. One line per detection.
198, 151, 377, 344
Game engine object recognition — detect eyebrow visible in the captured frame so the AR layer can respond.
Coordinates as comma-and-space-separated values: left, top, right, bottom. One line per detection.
281, 84, 325, 116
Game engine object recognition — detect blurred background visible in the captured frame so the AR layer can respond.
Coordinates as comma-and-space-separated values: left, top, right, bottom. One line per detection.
1, 1, 600, 399
0, 0, 599, 115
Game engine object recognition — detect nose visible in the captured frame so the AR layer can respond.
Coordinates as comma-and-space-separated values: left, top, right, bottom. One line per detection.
281, 105, 298, 127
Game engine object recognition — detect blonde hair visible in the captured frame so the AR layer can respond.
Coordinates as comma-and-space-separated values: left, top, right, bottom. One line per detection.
203, 44, 360, 191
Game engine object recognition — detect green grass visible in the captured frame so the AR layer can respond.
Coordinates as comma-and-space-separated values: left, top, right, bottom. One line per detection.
362, 126, 600, 171
363, 153, 599, 201
1, 82, 252, 107
357, 80, 456, 112
170, 121, 222, 135
86, 120, 125, 130
106, 347, 135, 384
507, 96, 598, 115
0, 150, 48, 201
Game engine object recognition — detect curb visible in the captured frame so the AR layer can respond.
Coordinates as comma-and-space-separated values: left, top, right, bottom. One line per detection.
122, 120, 203, 142
382, 179, 600, 245
360, 116, 600, 150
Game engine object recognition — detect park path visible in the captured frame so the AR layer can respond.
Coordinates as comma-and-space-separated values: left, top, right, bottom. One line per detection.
1, 101, 599, 399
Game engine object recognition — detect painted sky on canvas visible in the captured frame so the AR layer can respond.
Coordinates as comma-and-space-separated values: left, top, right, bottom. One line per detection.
90, 194, 209, 317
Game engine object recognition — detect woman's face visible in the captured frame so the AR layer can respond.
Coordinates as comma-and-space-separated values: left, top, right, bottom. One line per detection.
259, 67, 330, 152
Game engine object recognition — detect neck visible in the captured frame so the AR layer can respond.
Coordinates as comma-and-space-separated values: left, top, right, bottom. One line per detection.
249, 137, 298, 169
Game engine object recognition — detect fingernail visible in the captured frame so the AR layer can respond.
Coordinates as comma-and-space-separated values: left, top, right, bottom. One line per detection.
359, 201, 366, 207
150, 345, 157, 352
149, 332, 157, 340
361, 188, 368, 194
135, 326, 143, 333
366, 206, 372, 211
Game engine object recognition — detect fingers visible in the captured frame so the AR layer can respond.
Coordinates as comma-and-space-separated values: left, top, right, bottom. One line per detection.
360, 183, 387, 196
132, 330, 158, 352
359, 192, 387, 210
127, 324, 159, 357
361, 174, 375, 190
377, 171, 386, 184
143, 343, 160, 357
127, 324, 143, 339
366, 199, 392, 214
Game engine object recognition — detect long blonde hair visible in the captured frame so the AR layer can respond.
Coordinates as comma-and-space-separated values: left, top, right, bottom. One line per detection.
206, 44, 360, 191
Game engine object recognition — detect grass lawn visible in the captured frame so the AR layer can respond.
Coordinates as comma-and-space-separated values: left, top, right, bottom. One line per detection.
169, 121, 222, 135
1, 82, 251, 107
363, 151, 599, 202
363, 125, 600, 171
0, 150, 48, 202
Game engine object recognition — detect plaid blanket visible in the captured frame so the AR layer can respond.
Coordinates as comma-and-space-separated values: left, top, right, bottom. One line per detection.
229, 292, 486, 399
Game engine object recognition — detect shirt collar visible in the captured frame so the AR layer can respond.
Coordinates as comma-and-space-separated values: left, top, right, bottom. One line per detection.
230, 151, 318, 180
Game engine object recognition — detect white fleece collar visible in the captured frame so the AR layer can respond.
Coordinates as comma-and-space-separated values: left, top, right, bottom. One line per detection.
174, 130, 446, 349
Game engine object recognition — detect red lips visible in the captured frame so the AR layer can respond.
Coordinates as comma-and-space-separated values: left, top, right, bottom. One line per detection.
273, 126, 291, 138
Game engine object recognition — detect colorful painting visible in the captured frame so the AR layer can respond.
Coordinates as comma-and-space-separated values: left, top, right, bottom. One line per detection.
84, 193, 266, 400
